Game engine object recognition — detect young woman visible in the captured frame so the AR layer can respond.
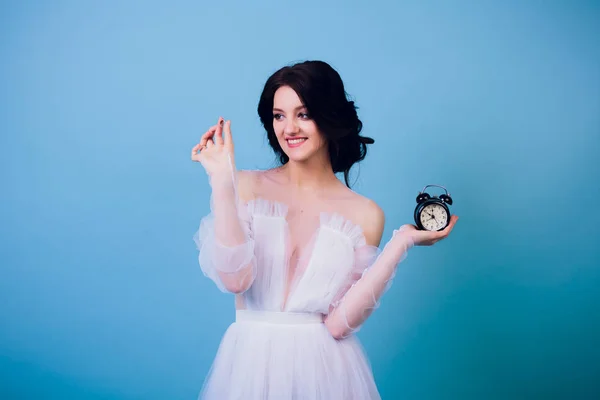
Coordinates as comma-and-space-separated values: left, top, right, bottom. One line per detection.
191, 60, 458, 399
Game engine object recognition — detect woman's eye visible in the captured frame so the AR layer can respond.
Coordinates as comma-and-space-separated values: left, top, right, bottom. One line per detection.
273, 114, 283, 120
299, 113, 310, 119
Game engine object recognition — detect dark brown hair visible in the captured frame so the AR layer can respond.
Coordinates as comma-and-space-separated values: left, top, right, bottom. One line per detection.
257, 60, 374, 187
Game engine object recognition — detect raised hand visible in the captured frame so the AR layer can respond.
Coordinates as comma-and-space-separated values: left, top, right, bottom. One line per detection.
396, 215, 459, 246
191, 117, 236, 181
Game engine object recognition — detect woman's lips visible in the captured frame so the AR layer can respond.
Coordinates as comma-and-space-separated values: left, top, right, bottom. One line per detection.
286, 138, 307, 148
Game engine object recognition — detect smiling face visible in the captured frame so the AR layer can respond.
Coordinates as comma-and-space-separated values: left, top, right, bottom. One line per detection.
272, 86, 328, 163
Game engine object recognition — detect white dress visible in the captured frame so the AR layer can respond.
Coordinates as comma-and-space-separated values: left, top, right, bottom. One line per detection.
194, 184, 410, 399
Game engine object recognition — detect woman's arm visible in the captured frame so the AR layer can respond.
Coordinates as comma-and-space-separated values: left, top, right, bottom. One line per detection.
192, 119, 257, 294
324, 201, 458, 339
206, 170, 256, 293
323, 202, 408, 339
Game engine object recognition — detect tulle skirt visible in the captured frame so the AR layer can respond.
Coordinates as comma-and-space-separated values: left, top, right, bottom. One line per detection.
199, 310, 381, 400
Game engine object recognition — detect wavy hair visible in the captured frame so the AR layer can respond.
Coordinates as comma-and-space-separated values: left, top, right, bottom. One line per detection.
257, 60, 374, 187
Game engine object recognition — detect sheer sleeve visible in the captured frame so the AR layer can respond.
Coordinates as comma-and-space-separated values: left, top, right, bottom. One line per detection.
325, 230, 414, 339
192, 158, 257, 294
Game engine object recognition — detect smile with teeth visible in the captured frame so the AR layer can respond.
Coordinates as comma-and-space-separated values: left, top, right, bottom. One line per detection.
288, 138, 306, 144
286, 137, 307, 147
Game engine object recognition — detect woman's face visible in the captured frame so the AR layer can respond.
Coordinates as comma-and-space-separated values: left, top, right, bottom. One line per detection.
272, 86, 327, 163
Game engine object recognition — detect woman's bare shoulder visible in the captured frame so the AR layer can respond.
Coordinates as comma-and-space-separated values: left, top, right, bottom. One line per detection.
236, 168, 278, 202
344, 190, 386, 247
237, 169, 262, 202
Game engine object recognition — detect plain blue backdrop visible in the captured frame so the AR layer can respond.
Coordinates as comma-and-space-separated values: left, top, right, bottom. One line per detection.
1, 0, 599, 398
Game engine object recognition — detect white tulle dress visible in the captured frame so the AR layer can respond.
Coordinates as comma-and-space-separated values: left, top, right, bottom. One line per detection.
193, 169, 413, 400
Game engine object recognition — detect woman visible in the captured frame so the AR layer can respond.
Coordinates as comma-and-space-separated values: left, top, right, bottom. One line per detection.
191, 60, 458, 399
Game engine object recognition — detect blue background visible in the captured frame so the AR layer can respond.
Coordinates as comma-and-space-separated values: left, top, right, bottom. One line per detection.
1, 0, 599, 398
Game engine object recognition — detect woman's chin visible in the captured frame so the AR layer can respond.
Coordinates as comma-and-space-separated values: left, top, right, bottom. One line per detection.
282, 146, 313, 162
285, 153, 312, 163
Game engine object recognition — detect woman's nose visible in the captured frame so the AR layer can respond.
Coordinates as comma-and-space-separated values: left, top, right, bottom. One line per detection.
283, 118, 299, 135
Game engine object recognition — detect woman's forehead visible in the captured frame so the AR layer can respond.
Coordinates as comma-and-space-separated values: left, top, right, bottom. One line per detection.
273, 86, 304, 109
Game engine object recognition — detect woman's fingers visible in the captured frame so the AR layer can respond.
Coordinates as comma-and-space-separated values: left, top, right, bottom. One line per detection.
191, 143, 202, 157
206, 139, 214, 149
192, 117, 232, 163
443, 215, 459, 235
214, 117, 224, 145
434, 215, 459, 240
223, 120, 233, 148
200, 125, 218, 147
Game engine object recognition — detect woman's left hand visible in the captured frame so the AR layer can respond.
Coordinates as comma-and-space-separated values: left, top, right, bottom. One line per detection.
396, 215, 459, 246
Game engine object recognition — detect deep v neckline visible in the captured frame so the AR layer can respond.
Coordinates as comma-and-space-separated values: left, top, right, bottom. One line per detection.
245, 197, 367, 310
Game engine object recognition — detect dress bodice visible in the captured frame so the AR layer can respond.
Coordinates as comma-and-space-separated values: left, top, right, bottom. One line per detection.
240, 198, 378, 314
194, 196, 381, 315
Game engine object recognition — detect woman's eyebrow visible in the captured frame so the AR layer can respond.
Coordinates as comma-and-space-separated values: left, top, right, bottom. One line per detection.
273, 106, 306, 112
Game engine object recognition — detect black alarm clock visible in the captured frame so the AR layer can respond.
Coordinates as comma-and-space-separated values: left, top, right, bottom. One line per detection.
414, 184, 453, 231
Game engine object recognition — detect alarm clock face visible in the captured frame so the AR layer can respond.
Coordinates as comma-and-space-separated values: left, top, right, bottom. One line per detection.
420, 203, 449, 231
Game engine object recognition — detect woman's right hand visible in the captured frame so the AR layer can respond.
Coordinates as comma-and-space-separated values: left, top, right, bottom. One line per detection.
191, 117, 236, 182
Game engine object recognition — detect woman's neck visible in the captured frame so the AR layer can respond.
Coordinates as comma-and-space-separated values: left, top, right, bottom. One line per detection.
279, 155, 340, 192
